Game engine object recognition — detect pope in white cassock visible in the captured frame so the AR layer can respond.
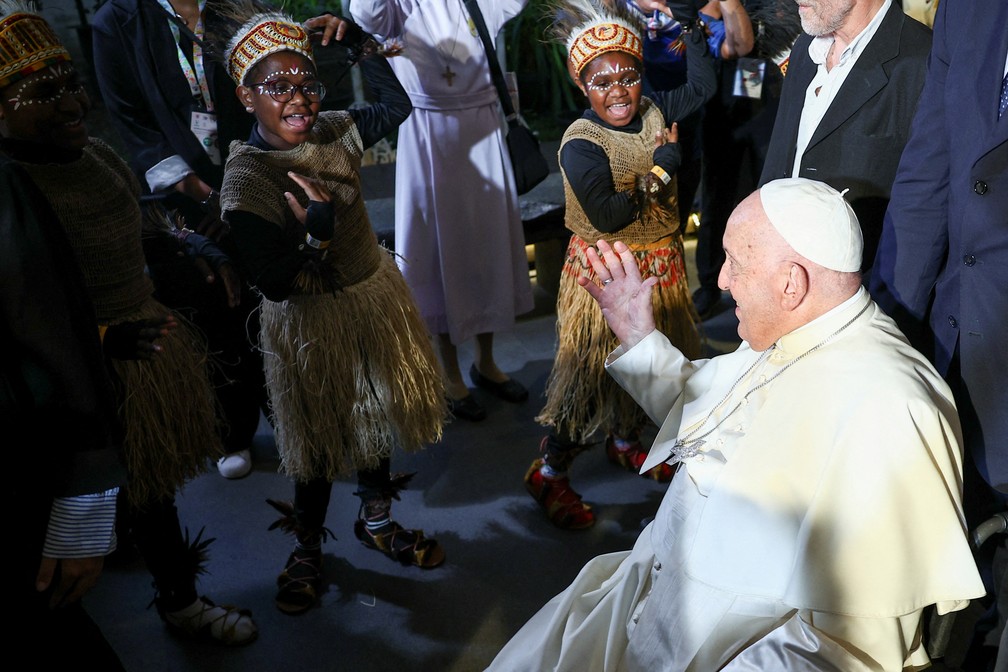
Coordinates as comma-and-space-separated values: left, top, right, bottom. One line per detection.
487, 178, 986, 671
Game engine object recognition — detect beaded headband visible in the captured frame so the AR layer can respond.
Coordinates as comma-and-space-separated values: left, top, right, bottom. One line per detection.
225, 12, 314, 85
0, 2, 70, 90
567, 19, 642, 77
547, 0, 644, 78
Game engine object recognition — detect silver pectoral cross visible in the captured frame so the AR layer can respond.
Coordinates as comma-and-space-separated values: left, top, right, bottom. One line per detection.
667, 438, 705, 464
442, 64, 456, 86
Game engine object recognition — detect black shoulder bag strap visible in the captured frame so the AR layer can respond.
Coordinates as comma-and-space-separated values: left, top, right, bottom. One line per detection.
463, 0, 518, 121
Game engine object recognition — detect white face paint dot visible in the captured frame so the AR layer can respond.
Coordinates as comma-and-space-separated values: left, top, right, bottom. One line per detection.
585, 64, 641, 92
7, 64, 83, 110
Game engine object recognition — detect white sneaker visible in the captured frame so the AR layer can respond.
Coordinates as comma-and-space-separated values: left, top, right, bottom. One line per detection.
217, 449, 252, 479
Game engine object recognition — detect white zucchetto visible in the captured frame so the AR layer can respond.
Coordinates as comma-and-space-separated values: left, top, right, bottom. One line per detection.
759, 178, 863, 272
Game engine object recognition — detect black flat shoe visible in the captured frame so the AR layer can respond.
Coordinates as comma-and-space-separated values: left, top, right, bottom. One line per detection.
446, 393, 487, 421
469, 364, 529, 403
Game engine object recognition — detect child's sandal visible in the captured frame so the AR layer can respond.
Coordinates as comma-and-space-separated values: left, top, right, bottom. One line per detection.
275, 549, 322, 614
353, 519, 445, 568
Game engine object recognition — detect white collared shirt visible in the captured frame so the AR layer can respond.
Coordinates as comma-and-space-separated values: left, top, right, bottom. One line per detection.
792, 0, 892, 175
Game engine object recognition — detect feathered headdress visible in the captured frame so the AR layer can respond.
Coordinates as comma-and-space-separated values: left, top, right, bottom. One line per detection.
546, 0, 645, 78
0, 0, 70, 90
207, 0, 314, 85
749, 0, 803, 74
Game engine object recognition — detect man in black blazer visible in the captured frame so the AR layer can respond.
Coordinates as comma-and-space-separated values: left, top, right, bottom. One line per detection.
758, 0, 931, 272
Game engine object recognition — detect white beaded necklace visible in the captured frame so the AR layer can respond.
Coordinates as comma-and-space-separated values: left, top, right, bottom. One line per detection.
665, 301, 870, 465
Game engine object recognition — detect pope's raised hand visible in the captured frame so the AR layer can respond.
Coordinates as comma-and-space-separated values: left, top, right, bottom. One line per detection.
577, 240, 658, 349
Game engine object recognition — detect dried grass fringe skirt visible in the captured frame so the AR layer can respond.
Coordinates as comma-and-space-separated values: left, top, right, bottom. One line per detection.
260, 250, 447, 481
110, 298, 222, 507
536, 234, 701, 444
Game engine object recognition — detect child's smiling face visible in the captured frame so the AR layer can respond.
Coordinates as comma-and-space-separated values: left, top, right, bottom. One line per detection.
237, 51, 323, 150
576, 52, 643, 127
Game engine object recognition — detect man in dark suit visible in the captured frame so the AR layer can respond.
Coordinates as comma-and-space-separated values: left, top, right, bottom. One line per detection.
759, 0, 931, 272
871, 1, 1008, 668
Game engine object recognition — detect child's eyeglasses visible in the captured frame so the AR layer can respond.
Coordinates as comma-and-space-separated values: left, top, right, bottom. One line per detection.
253, 79, 327, 103
586, 72, 643, 93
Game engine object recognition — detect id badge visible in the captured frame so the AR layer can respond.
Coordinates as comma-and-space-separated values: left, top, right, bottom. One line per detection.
733, 57, 765, 100
191, 110, 221, 165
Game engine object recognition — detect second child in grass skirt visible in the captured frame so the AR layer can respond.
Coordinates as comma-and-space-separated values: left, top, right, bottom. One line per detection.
528, 0, 716, 530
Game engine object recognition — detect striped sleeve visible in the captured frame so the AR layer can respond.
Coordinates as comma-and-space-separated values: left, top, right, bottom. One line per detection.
42, 488, 119, 558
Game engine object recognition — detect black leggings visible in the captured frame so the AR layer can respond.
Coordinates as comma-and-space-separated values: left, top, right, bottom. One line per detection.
293, 457, 392, 531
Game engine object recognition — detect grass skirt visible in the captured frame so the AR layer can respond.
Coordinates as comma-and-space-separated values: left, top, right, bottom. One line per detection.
536, 234, 701, 444
110, 299, 222, 507
260, 250, 447, 481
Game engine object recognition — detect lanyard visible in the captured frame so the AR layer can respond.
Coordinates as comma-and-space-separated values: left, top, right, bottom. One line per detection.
156, 0, 213, 112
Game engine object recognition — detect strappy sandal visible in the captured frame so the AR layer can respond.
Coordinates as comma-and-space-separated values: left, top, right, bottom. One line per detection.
524, 458, 595, 529
275, 548, 323, 614
265, 499, 334, 615
605, 435, 674, 482
353, 519, 446, 568
162, 596, 258, 645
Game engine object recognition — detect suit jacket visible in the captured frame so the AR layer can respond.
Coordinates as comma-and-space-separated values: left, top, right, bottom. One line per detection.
871, 0, 1008, 492
759, 3, 931, 270
91, 0, 252, 192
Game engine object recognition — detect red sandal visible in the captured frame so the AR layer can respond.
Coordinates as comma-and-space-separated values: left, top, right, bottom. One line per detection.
605, 436, 674, 482
524, 458, 595, 529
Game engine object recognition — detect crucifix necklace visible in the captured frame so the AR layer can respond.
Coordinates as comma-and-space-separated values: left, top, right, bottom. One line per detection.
435, 1, 477, 86
442, 63, 456, 86
666, 301, 870, 465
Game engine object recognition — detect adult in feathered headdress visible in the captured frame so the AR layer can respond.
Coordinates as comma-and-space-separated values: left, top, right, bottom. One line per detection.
524, 0, 715, 530
2, 4, 127, 663
0, 0, 258, 647
208, 0, 448, 616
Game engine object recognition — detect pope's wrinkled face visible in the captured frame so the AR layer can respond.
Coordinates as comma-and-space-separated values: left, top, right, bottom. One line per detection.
796, 0, 856, 36
0, 62, 90, 151
576, 51, 644, 127
718, 195, 787, 351
237, 51, 324, 151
